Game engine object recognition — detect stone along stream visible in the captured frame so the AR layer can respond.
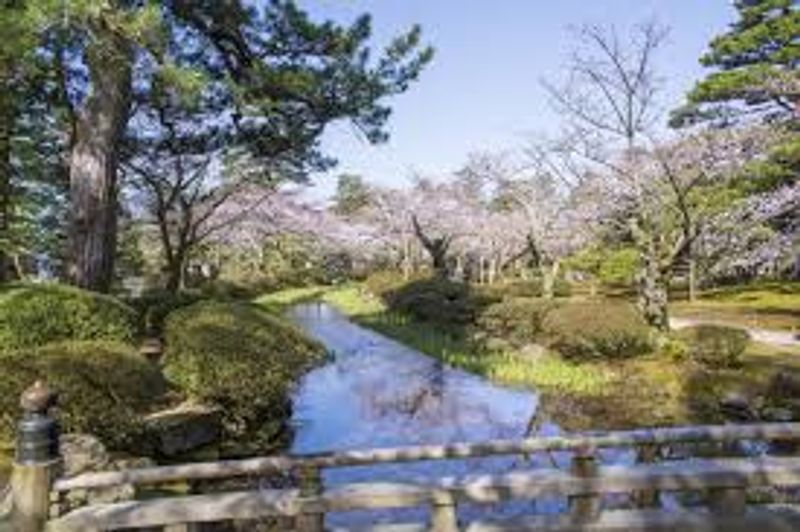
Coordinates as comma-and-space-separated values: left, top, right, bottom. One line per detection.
286, 302, 637, 527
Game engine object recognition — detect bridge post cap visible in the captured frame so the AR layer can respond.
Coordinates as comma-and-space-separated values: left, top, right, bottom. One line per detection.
20, 380, 57, 414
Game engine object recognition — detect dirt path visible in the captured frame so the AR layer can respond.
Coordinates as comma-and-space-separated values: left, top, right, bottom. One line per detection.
670, 317, 800, 348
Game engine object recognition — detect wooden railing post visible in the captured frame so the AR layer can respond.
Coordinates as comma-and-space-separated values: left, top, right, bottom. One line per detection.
569, 447, 600, 523
635, 443, 659, 508
10, 381, 61, 532
295, 464, 324, 532
430, 489, 458, 532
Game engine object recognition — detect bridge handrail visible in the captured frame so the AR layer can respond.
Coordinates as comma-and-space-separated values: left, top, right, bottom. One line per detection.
52, 422, 800, 493
47, 456, 800, 531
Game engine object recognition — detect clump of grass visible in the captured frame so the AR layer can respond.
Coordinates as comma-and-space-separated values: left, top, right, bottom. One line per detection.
488, 351, 611, 396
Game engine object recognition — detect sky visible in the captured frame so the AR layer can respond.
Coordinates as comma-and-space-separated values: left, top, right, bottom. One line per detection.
296, 0, 737, 200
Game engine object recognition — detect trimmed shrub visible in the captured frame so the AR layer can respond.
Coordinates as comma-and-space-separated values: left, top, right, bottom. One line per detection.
364, 270, 414, 299
162, 301, 323, 441
0, 283, 138, 349
477, 298, 559, 346
0, 341, 167, 449
382, 277, 492, 327
677, 325, 750, 368
542, 301, 652, 360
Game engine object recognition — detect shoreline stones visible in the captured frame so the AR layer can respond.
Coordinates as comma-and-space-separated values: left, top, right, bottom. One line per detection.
143, 402, 223, 457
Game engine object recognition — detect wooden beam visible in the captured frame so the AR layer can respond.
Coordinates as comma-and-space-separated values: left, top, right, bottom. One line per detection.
52, 423, 800, 492
464, 505, 800, 531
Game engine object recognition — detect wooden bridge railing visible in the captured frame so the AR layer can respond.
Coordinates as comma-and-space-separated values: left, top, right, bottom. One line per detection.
7, 381, 800, 531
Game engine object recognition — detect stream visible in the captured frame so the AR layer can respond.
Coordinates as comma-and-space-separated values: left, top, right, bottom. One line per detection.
286, 302, 635, 527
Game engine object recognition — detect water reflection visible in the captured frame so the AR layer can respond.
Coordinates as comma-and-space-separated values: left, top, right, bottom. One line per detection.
287, 302, 564, 525
288, 302, 542, 452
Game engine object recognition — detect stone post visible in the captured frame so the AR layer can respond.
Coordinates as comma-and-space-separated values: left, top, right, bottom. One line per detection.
10, 380, 61, 532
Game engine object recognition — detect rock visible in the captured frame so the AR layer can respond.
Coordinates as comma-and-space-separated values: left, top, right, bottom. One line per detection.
59, 434, 135, 508
485, 337, 512, 352
139, 337, 164, 362
719, 392, 756, 421
518, 344, 547, 363
144, 402, 222, 457
60, 434, 111, 477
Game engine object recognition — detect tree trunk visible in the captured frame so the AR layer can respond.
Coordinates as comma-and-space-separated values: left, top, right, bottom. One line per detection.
688, 258, 697, 302
541, 261, 560, 300
69, 30, 132, 292
0, 74, 11, 283
165, 254, 186, 293
637, 250, 669, 330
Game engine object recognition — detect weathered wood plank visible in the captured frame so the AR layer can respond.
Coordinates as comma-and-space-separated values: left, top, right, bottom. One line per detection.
464, 505, 800, 531
47, 489, 300, 531
48, 457, 800, 531
52, 423, 800, 492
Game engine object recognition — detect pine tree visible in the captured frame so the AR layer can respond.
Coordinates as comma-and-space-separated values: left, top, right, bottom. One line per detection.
673, 0, 799, 125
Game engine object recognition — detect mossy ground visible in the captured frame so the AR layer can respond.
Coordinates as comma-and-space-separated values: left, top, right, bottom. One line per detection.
266, 283, 800, 431
670, 281, 800, 331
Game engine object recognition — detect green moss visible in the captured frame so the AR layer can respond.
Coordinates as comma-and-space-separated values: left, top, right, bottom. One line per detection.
162, 301, 324, 444
477, 298, 559, 346
542, 301, 652, 360
677, 324, 751, 368
671, 281, 800, 331
0, 283, 138, 349
0, 341, 167, 449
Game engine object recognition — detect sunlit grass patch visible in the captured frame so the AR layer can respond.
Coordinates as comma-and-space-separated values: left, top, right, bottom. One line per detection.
671, 281, 800, 331
488, 351, 612, 396
255, 285, 326, 312
320, 285, 386, 316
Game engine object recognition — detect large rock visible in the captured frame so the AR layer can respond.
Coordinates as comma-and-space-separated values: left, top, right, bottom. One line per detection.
60, 434, 111, 477
58, 434, 156, 510
719, 392, 756, 421
144, 402, 222, 457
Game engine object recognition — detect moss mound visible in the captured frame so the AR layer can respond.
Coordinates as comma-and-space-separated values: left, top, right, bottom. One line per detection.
678, 324, 750, 368
380, 277, 495, 328
542, 301, 652, 360
162, 301, 323, 443
477, 297, 559, 346
0, 283, 138, 349
0, 341, 167, 449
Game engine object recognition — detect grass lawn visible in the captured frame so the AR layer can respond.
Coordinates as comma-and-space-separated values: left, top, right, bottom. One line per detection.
264, 283, 800, 431
670, 281, 800, 332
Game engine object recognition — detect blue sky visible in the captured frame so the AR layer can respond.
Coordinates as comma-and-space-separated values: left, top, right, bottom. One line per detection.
297, 1, 737, 199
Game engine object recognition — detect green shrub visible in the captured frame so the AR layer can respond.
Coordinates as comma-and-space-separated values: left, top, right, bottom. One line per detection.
127, 290, 206, 336
477, 298, 559, 346
677, 325, 750, 368
542, 301, 652, 360
382, 277, 492, 327
162, 301, 323, 441
0, 283, 138, 349
364, 270, 415, 298
658, 335, 690, 361
0, 341, 166, 449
